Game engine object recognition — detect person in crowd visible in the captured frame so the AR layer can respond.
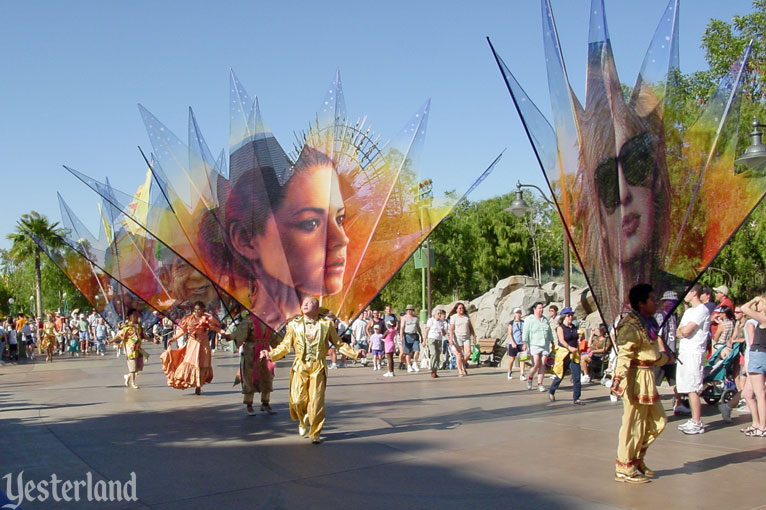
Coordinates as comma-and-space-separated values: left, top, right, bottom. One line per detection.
449, 302, 475, 376
77, 313, 90, 356
368, 324, 385, 371
676, 284, 712, 435
21, 318, 34, 360
719, 305, 751, 423
549, 308, 585, 404
522, 302, 554, 391
164, 301, 232, 395
94, 317, 108, 356
506, 307, 525, 380
261, 296, 359, 444
651, 291, 683, 414
400, 305, 423, 373
711, 305, 735, 352
612, 283, 668, 484
581, 324, 611, 383
383, 319, 397, 378
739, 295, 766, 437
425, 308, 447, 378
350, 310, 369, 369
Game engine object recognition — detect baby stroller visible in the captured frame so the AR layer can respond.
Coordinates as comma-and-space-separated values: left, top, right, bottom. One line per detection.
700, 342, 744, 406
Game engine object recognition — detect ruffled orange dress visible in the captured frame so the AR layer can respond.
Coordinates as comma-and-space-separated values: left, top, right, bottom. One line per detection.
161, 313, 220, 389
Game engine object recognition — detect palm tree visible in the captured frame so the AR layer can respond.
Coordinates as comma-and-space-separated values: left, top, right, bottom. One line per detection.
6, 211, 66, 320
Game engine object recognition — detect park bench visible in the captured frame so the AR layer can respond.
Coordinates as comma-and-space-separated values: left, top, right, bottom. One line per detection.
476, 337, 503, 367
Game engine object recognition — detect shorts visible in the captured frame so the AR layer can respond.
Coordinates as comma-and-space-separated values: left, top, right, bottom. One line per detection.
747, 350, 766, 374
371, 349, 384, 356
529, 345, 549, 356
507, 343, 524, 357
403, 333, 420, 354
676, 351, 704, 394
127, 357, 144, 373
654, 363, 677, 387
356, 341, 369, 351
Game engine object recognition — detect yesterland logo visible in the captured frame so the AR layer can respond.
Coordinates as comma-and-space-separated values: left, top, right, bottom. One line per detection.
2, 471, 137, 508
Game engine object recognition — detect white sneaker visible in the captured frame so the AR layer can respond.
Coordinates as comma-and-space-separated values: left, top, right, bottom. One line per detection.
526, 379, 533, 390
677, 419, 693, 430
680, 421, 705, 435
673, 404, 691, 415
736, 404, 752, 414
519, 373, 526, 381
413, 363, 420, 372
298, 424, 308, 437
507, 372, 513, 380
329, 363, 338, 370
537, 385, 546, 392
719, 403, 733, 423
581, 375, 591, 383
610, 394, 619, 403
383, 371, 394, 378
407, 365, 414, 373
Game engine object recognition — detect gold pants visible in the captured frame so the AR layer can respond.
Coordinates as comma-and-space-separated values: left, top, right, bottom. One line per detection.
616, 396, 666, 474
289, 359, 327, 440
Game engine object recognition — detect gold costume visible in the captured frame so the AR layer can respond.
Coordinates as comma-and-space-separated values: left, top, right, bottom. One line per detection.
40, 321, 57, 351
269, 315, 358, 441
612, 311, 668, 477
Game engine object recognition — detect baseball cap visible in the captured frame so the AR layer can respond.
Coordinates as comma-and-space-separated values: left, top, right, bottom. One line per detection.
513, 307, 522, 314
713, 285, 729, 296
560, 307, 574, 316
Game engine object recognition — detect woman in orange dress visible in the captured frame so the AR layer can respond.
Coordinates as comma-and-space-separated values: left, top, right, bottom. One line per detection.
162, 301, 231, 395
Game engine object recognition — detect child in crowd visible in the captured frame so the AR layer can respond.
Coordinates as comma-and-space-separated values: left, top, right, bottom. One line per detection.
369, 324, 384, 371
383, 320, 397, 378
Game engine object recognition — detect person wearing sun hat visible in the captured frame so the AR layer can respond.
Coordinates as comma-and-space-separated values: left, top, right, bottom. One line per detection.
713, 285, 734, 310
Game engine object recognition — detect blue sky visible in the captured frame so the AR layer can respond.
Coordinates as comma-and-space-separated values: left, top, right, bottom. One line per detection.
0, 0, 753, 250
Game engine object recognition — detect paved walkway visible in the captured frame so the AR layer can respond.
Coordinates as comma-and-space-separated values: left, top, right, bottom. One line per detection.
1, 345, 765, 509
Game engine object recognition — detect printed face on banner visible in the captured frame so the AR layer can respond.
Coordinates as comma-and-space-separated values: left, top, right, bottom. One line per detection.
492, 0, 763, 326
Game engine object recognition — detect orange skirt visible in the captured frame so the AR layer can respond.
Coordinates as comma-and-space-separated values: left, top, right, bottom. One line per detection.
161, 338, 213, 389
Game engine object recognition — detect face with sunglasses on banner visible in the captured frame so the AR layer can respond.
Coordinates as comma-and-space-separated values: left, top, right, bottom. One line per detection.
576, 47, 671, 321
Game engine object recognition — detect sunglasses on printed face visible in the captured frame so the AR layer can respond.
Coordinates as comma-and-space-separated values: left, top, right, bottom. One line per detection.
594, 132, 657, 214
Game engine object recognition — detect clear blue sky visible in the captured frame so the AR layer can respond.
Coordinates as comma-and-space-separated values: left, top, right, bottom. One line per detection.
0, 0, 753, 250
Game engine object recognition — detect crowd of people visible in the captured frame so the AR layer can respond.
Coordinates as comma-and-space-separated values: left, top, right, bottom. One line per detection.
3, 283, 765, 448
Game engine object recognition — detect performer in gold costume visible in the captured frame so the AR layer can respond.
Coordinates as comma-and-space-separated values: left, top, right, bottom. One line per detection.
262, 296, 359, 444
40, 312, 57, 363
110, 308, 148, 389
230, 309, 277, 416
611, 283, 668, 484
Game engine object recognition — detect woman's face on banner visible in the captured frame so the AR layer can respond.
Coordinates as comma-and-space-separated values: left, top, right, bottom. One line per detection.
595, 127, 657, 265
258, 163, 349, 296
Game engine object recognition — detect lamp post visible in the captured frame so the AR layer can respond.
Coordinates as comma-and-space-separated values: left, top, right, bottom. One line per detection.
735, 118, 766, 171
417, 179, 434, 322
505, 180, 571, 308
63, 292, 68, 315
8, 298, 14, 316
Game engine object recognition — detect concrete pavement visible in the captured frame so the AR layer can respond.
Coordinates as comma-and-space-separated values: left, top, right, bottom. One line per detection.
1, 345, 765, 509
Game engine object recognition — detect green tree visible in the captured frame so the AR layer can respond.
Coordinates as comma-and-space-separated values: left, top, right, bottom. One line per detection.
6, 211, 66, 319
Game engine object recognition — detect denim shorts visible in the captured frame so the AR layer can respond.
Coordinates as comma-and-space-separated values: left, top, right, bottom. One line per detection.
403, 333, 420, 354
747, 350, 766, 374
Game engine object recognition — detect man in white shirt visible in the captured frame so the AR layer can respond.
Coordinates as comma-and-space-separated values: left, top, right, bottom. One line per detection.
675, 284, 711, 434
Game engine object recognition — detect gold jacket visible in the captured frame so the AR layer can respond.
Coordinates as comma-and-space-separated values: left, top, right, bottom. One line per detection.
269, 315, 358, 365
612, 311, 668, 405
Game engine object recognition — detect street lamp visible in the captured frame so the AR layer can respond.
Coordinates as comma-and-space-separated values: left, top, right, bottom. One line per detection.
505, 180, 571, 308
416, 179, 434, 322
8, 298, 14, 315
735, 118, 766, 171
63, 292, 68, 315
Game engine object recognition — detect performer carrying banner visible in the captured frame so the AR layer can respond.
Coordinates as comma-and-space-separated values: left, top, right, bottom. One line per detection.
262, 296, 360, 444
230, 309, 277, 416
611, 283, 668, 484
163, 301, 231, 395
